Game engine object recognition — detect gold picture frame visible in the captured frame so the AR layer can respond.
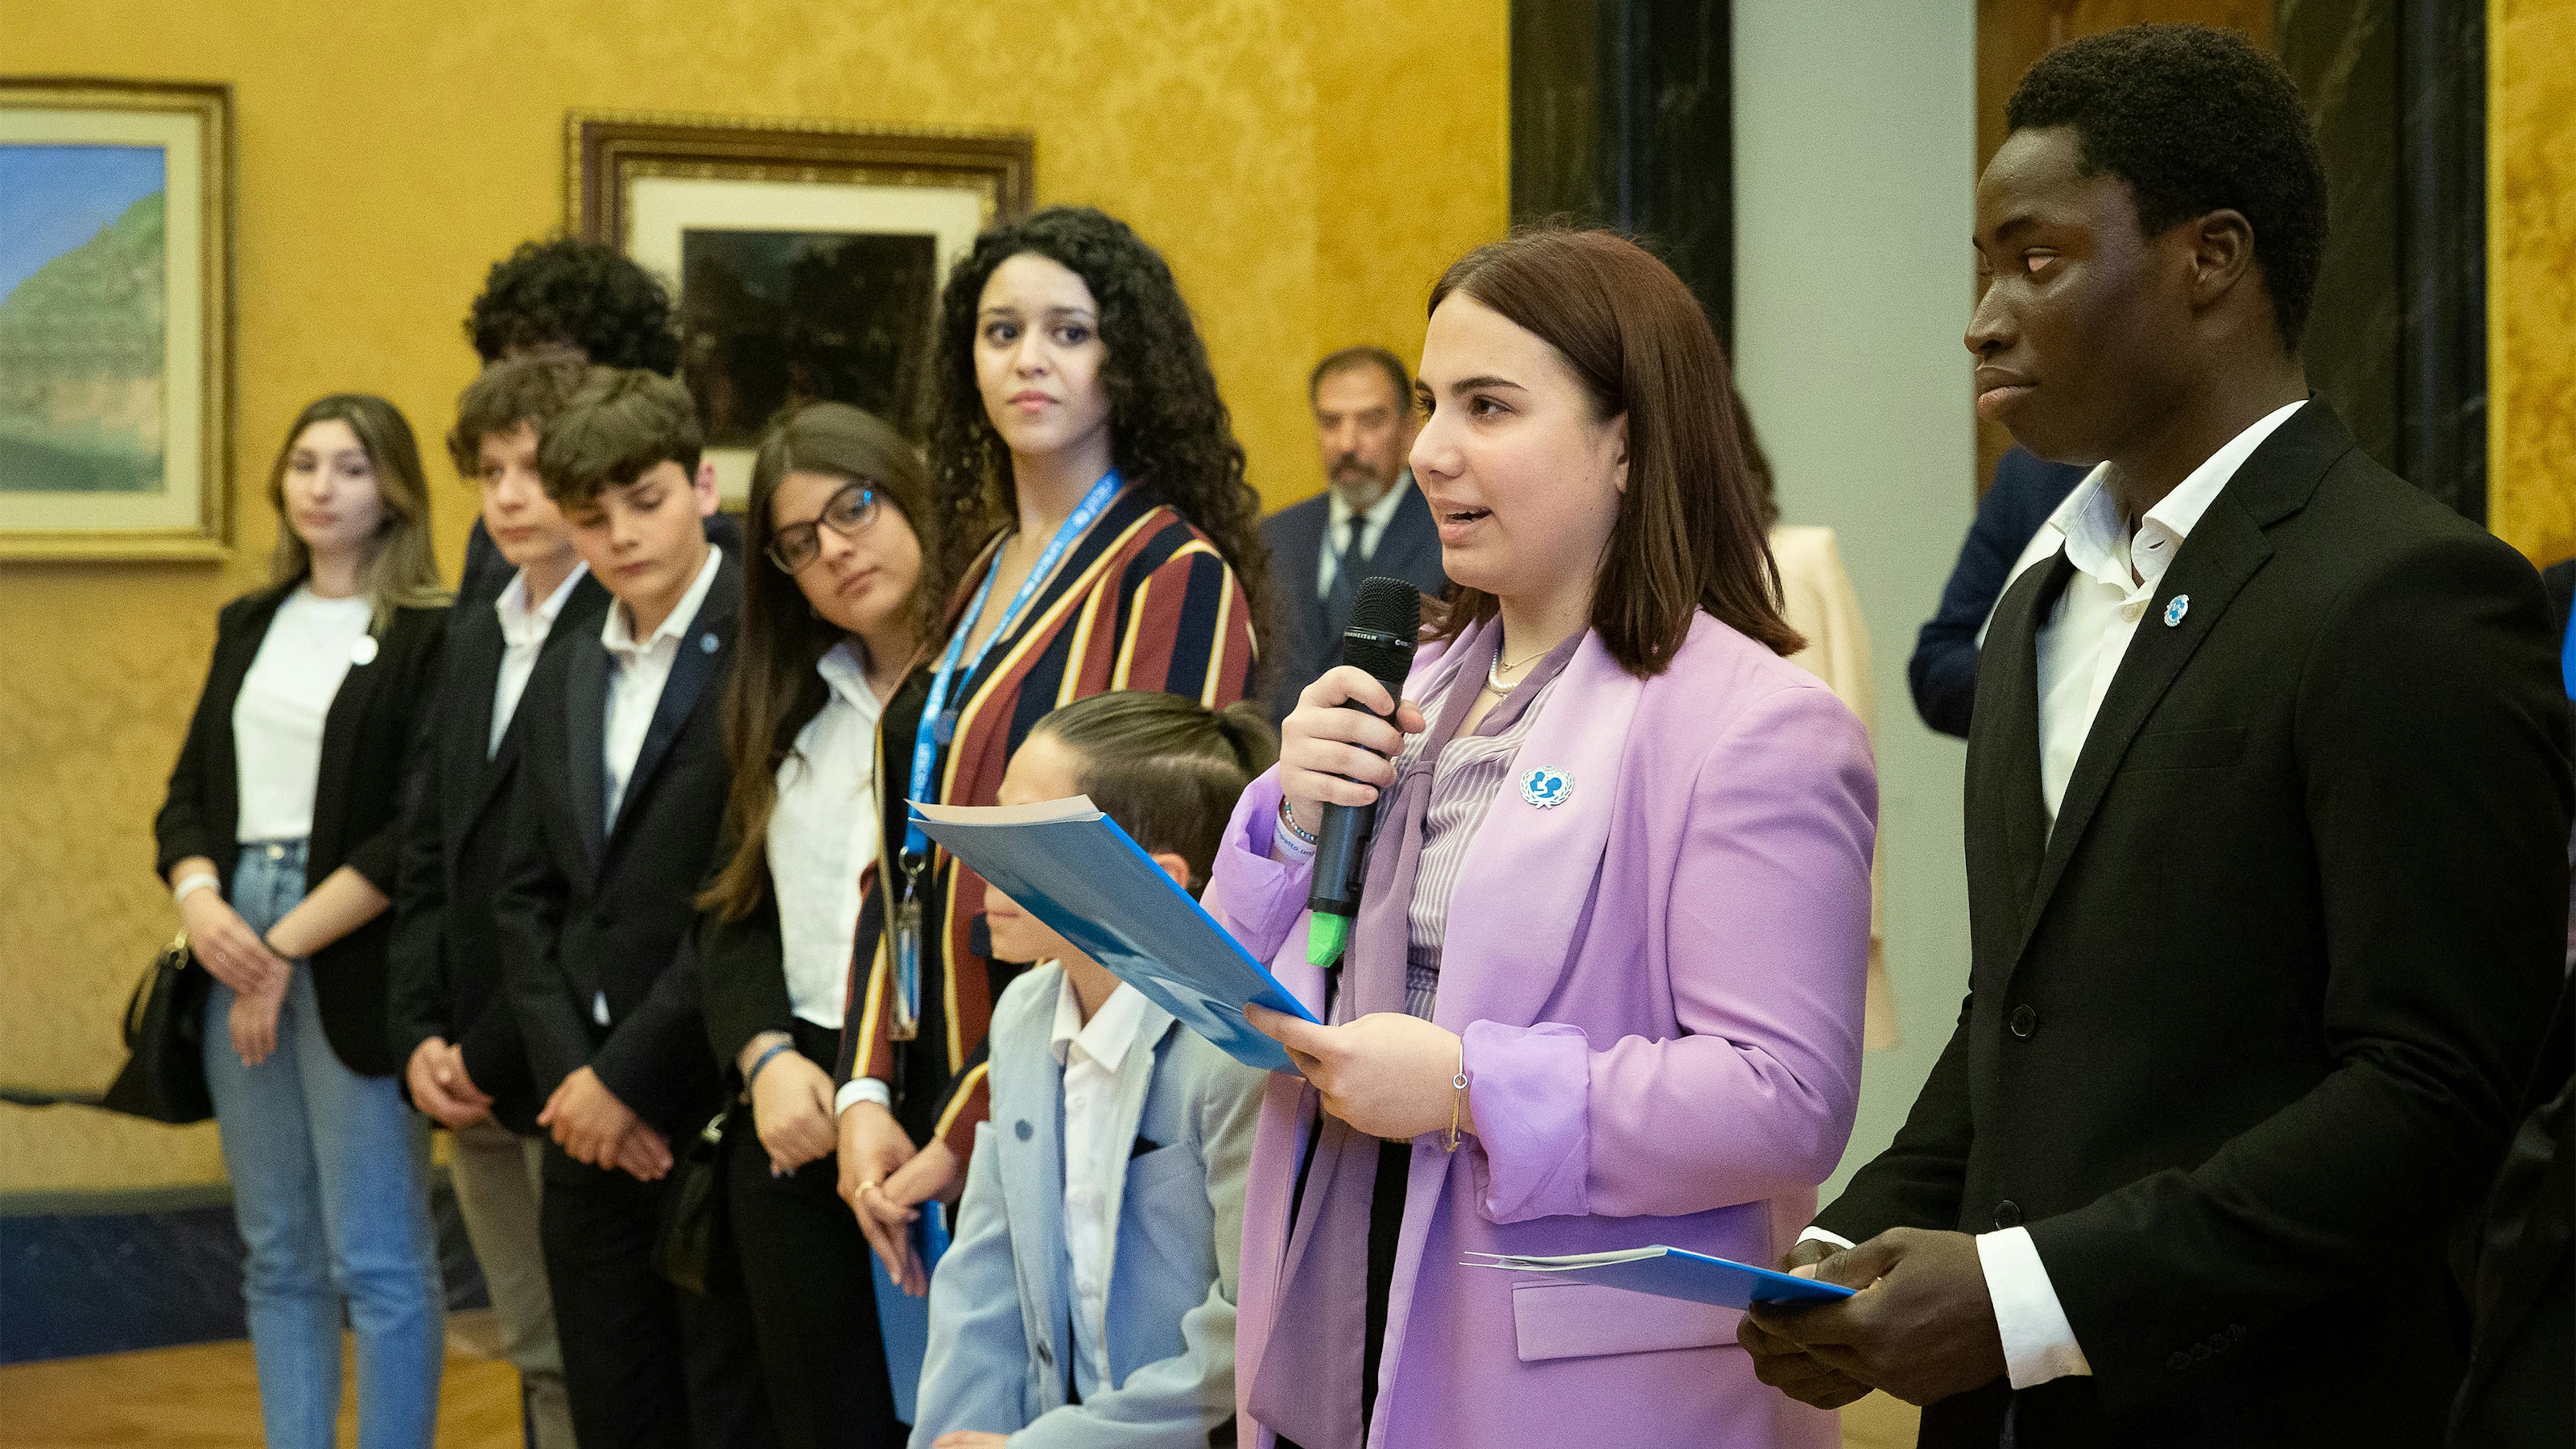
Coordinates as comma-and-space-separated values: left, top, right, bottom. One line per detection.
570, 110, 1034, 502
0, 78, 233, 562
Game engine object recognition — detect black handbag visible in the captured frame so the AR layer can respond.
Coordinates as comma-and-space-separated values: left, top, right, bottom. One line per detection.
651, 1108, 741, 1296
100, 930, 214, 1124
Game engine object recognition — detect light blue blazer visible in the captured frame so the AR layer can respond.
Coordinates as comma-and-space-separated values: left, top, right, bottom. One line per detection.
909, 964, 1265, 1448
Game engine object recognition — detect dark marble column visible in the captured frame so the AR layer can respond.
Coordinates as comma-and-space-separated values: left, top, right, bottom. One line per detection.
2276, 0, 2486, 520
1509, 0, 1735, 342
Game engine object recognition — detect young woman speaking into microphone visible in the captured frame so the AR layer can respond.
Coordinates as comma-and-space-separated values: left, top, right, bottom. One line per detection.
1209, 229, 1879, 1449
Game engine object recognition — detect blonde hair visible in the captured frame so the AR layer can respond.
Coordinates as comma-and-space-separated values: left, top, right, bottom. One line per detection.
265, 394, 450, 631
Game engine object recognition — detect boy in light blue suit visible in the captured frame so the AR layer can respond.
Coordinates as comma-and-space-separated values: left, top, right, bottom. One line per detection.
909, 693, 1276, 1449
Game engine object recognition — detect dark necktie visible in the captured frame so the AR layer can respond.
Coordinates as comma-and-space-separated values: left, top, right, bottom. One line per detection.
1325, 512, 1366, 631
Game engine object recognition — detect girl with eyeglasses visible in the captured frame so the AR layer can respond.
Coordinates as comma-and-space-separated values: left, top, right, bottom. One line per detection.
694, 401, 935, 1447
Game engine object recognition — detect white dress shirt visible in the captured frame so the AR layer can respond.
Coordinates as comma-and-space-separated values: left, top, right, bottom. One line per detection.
766, 641, 883, 1031
599, 548, 723, 825
1805, 400, 2307, 1391
490, 563, 590, 758
1049, 970, 1152, 1398
1315, 470, 1416, 599
233, 587, 373, 841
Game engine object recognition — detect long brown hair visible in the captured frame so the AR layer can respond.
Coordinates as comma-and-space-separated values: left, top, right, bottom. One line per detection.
1428, 229, 1799, 672
265, 394, 449, 632
701, 402, 938, 919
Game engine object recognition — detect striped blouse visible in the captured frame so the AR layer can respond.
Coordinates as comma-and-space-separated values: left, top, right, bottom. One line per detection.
1394, 629, 1579, 1019
836, 487, 1259, 1159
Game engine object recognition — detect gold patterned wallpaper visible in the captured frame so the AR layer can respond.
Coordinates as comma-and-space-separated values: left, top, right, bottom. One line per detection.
0, 0, 1507, 1194
2491, 0, 2576, 569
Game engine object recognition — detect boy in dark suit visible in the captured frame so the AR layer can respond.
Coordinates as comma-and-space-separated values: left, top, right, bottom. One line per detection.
1742, 25, 2570, 1448
387, 352, 605, 1449
493, 367, 768, 1449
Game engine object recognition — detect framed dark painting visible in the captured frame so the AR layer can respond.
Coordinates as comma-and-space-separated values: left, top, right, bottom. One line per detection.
570, 111, 1034, 502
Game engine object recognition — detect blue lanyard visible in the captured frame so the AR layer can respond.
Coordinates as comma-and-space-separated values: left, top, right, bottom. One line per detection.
900, 470, 1124, 862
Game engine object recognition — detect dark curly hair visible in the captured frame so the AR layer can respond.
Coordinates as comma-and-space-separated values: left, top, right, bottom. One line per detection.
464, 237, 684, 374
921, 206, 1270, 639
2007, 24, 2327, 348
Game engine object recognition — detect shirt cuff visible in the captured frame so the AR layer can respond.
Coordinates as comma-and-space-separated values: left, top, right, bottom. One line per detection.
834, 1077, 893, 1116
1976, 1226, 2093, 1389
1797, 1226, 1856, 1252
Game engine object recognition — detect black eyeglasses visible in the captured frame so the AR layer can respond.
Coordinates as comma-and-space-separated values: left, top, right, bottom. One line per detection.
766, 480, 885, 573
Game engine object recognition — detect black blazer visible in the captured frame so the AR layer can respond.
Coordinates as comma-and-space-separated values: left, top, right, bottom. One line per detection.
1816, 403, 2573, 1447
154, 583, 450, 1078
385, 571, 613, 1133
1258, 480, 1446, 724
2446, 967, 2573, 1448
493, 553, 740, 1156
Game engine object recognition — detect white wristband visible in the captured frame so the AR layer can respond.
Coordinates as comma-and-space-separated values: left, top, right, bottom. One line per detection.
172, 873, 220, 907
835, 1077, 894, 1116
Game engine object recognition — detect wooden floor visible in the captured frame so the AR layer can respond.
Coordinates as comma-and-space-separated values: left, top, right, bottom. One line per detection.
0, 1312, 1923, 1448
0, 1312, 522, 1449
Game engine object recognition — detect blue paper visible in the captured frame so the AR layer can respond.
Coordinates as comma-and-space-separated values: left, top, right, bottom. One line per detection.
874, 1203, 949, 1425
909, 799, 1321, 1073
1463, 1245, 1857, 1310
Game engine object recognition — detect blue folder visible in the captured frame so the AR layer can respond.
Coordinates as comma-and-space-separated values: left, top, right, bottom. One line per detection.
908, 799, 1322, 1072
873, 1203, 949, 1425
1462, 1246, 1857, 1310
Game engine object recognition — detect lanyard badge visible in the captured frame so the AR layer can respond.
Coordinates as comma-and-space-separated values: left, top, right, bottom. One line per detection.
890, 872, 925, 1042
890, 469, 1125, 1038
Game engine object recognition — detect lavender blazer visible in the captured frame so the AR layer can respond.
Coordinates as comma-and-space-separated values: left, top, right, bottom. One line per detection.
1202, 611, 1877, 1449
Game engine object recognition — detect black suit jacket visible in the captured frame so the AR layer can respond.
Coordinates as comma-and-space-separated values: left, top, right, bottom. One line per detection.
493, 553, 740, 1162
154, 583, 449, 1078
2446, 967, 2574, 1447
385, 570, 613, 1133
1816, 403, 2573, 1447
1259, 480, 1446, 724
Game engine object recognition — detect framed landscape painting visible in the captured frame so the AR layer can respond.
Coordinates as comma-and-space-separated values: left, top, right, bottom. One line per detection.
0, 79, 231, 560
571, 111, 1034, 503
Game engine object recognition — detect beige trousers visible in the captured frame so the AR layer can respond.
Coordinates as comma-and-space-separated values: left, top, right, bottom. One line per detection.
449, 1119, 576, 1449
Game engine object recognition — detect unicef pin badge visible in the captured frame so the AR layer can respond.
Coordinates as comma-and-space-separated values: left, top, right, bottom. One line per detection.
2163, 595, 2190, 629
349, 634, 378, 666
1520, 767, 1573, 809
700, 632, 720, 655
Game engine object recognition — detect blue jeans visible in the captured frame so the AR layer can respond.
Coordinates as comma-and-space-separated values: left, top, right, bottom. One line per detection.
204, 839, 443, 1449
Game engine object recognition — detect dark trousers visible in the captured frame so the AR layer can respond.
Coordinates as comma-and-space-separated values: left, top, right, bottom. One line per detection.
540, 1149, 776, 1449
728, 1027, 904, 1447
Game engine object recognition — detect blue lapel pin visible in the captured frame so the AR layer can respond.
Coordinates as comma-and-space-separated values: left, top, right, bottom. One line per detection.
700, 632, 720, 654
2163, 594, 2190, 628
1520, 767, 1572, 809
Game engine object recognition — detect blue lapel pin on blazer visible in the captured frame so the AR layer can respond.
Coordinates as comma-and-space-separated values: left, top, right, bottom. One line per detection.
700, 632, 720, 654
2164, 594, 2190, 628
1520, 767, 1572, 809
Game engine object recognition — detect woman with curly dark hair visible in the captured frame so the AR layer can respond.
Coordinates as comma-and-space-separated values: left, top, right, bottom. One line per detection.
831, 206, 1265, 1285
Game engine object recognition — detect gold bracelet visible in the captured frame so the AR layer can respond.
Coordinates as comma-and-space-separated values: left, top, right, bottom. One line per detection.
1446, 1042, 1468, 1152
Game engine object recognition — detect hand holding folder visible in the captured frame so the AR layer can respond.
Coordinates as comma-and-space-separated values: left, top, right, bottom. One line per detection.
908, 798, 1320, 1072
1464, 1246, 1857, 1311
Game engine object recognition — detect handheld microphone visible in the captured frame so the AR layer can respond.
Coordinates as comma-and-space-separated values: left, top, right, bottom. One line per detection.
1304, 577, 1422, 967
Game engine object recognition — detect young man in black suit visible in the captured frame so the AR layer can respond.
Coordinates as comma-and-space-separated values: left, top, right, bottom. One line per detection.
1741, 25, 2572, 1448
492, 367, 768, 1449
1258, 346, 1447, 723
386, 352, 605, 1449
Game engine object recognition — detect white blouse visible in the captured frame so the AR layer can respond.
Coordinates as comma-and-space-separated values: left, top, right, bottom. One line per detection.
232, 586, 373, 842
766, 641, 884, 1029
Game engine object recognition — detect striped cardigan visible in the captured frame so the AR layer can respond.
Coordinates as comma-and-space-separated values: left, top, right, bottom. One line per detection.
835, 488, 1259, 1159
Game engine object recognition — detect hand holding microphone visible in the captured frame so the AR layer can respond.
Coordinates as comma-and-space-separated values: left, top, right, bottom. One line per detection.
1282, 578, 1425, 966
